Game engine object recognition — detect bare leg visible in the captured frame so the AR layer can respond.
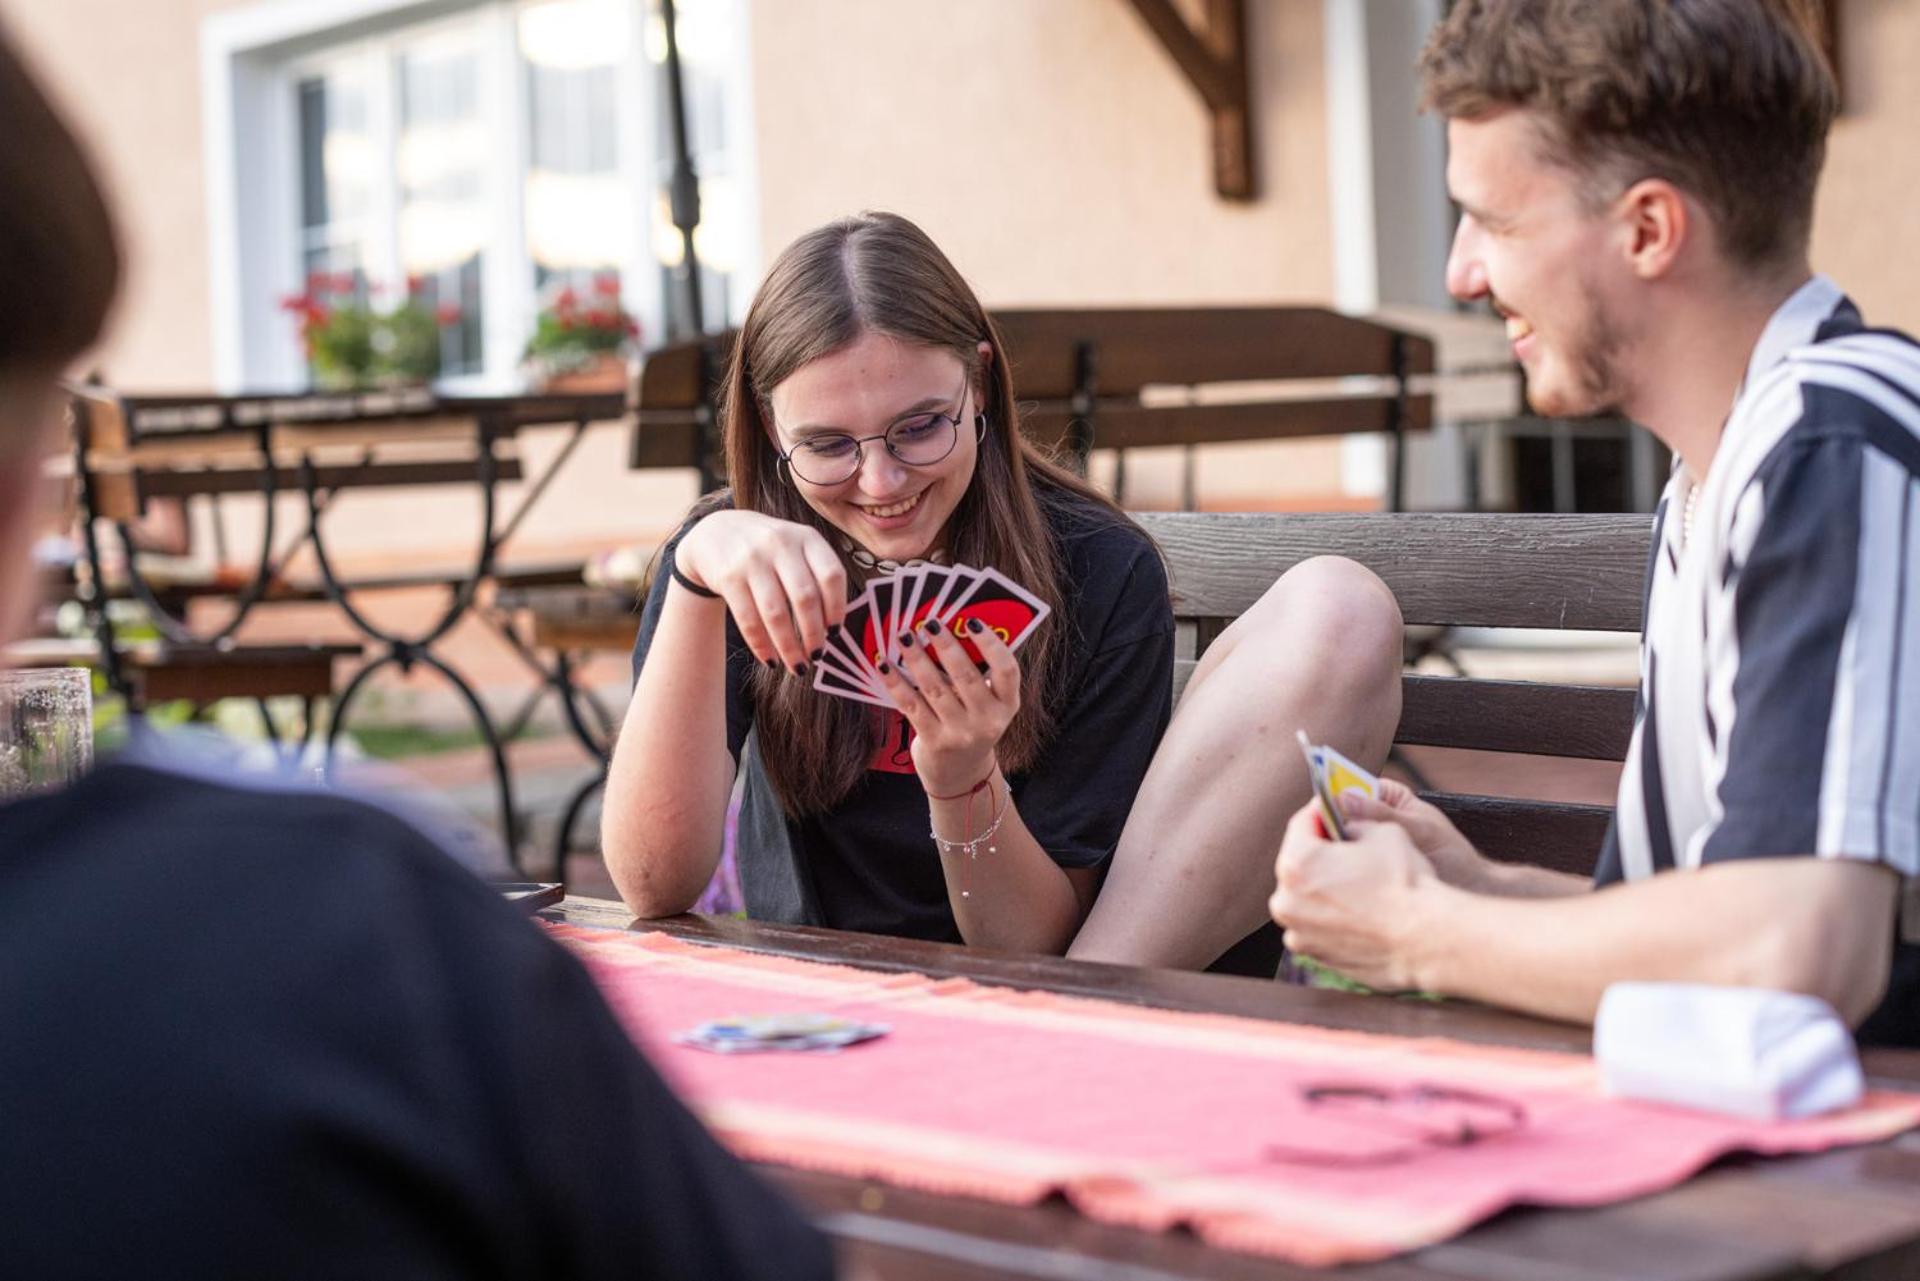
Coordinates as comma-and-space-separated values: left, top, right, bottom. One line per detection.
1067, 556, 1403, 969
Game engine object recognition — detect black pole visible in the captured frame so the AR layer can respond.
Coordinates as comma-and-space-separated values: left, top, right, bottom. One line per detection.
661, 0, 704, 336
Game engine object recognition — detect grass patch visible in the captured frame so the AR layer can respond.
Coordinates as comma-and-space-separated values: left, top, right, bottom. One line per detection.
349, 723, 552, 760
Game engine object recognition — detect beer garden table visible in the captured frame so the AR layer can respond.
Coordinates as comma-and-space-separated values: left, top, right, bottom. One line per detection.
62, 387, 625, 862
544, 896, 1920, 1281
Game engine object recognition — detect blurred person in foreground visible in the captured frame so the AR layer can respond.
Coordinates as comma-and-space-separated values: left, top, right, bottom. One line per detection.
0, 23, 836, 1279
1272, 0, 1920, 1045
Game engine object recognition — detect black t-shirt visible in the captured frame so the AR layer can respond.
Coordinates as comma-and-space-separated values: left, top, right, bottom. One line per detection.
632, 487, 1175, 941
0, 754, 834, 1281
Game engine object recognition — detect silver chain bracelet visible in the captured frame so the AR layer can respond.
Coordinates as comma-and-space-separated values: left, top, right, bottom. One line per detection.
931, 778, 1010, 896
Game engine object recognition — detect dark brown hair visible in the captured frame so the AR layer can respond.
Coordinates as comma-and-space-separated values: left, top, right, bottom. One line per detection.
0, 20, 121, 383
713, 211, 1132, 815
1419, 0, 1837, 269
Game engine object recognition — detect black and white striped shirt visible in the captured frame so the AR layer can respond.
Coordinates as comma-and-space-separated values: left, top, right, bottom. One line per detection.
1595, 276, 1920, 1042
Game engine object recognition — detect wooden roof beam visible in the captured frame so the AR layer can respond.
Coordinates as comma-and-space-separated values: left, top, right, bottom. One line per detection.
1124, 0, 1255, 200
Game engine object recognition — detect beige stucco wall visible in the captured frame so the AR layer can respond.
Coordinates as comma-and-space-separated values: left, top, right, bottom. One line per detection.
747, 0, 1341, 510
1, 0, 1343, 539
1811, 0, 1920, 333
0, 0, 248, 390
749, 0, 1333, 308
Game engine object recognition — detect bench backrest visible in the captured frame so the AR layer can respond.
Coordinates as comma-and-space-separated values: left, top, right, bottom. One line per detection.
1134, 511, 1651, 877
626, 307, 1437, 501
992, 306, 1434, 454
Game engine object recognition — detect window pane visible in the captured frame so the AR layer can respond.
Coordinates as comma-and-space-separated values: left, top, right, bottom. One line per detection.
297, 65, 373, 284
521, 0, 632, 316
397, 33, 486, 375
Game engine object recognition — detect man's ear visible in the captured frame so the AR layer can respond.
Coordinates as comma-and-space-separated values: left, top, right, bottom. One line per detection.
1616, 178, 1689, 281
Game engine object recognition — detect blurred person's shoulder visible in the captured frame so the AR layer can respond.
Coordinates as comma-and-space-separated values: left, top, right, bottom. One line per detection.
0, 743, 526, 953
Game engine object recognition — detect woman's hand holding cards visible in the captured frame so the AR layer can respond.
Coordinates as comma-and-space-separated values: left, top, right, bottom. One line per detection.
673, 511, 849, 675
879, 615, 1020, 796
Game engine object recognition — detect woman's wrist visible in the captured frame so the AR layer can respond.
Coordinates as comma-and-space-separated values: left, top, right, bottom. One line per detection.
669, 562, 720, 600
922, 756, 999, 801
666, 527, 721, 601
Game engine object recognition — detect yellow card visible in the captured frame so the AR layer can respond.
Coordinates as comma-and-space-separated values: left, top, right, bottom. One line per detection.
1295, 730, 1379, 840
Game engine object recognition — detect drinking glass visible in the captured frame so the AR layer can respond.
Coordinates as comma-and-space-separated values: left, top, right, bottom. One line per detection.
0, 667, 94, 799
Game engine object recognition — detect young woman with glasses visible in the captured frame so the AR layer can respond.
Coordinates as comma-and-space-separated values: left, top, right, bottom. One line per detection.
603, 212, 1404, 967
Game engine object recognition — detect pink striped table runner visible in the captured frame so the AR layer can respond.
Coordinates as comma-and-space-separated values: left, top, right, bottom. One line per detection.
548, 924, 1920, 1267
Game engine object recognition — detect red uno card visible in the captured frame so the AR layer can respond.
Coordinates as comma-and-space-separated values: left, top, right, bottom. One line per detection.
940, 567, 1050, 664
832, 591, 887, 687
812, 657, 892, 707
891, 565, 944, 664
861, 579, 898, 671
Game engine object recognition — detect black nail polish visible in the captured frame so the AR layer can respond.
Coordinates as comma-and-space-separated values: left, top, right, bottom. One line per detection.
966, 617, 984, 634
793, 662, 808, 677
877, 662, 891, 675
810, 647, 824, 661
899, 631, 915, 648
923, 617, 942, 635
762, 658, 777, 670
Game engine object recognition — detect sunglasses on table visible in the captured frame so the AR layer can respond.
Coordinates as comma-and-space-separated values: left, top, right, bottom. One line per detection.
1254, 1081, 1529, 1169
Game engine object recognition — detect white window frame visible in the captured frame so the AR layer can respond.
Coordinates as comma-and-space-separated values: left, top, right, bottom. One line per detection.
1321, 0, 1453, 499
202, 0, 759, 392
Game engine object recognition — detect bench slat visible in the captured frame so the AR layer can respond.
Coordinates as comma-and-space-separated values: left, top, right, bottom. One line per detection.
130, 455, 524, 501
1139, 511, 1650, 631
995, 307, 1437, 393
1020, 394, 1433, 452
1429, 793, 1610, 877
1400, 675, 1637, 760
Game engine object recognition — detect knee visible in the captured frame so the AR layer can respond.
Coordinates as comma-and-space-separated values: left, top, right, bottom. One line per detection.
1249, 556, 1402, 673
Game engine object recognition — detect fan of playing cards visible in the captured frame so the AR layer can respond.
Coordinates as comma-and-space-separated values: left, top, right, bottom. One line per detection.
811, 562, 1052, 709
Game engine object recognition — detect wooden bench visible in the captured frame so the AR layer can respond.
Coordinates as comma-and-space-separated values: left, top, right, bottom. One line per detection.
996, 307, 1434, 508
625, 306, 1437, 508
505, 511, 1647, 904
2, 635, 360, 755
1136, 510, 1650, 876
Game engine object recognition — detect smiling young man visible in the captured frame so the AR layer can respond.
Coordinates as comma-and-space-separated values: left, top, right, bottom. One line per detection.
1271, 0, 1920, 1044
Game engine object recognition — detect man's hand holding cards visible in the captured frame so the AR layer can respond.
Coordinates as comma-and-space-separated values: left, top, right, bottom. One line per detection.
811, 563, 1050, 709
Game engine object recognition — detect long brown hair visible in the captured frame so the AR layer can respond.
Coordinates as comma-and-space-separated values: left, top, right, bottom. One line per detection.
715, 211, 1130, 815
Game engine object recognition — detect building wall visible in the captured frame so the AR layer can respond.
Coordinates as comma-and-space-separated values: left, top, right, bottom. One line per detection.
2, 0, 1344, 535
748, 0, 1333, 308
0, 0, 247, 391
1812, 0, 1920, 333
15, 0, 1910, 548
749, 0, 1337, 509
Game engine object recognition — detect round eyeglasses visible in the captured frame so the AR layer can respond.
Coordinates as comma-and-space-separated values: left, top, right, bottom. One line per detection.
777, 376, 973, 487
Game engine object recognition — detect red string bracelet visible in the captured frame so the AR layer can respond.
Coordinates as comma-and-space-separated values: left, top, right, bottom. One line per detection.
926, 774, 995, 801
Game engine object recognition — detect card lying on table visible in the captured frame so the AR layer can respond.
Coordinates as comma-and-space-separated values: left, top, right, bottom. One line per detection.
675, 1013, 890, 1055
812, 561, 1050, 709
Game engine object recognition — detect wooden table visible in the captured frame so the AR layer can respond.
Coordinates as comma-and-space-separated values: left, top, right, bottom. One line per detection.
63, 387, 629, 865
545, 897, 1920, 1281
